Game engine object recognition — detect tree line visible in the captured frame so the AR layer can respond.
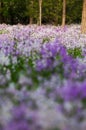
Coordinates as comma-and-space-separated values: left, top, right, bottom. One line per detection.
0, 0, 86, 33
0, 0, 82, 25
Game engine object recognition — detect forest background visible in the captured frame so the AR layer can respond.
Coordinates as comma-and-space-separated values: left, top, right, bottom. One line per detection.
0, 0, 82, 25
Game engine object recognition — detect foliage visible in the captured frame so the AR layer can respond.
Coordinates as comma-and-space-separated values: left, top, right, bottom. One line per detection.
0, 0, 83, 25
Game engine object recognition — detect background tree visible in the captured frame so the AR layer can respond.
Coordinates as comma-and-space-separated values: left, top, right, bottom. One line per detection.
26, 0, 34, 24
26, 0, 38, 24
39, 0, 42, 25
0, 0, 4, 23
29, 0, 33, 24
81, 0, 86, 33
62, 0, 66, 27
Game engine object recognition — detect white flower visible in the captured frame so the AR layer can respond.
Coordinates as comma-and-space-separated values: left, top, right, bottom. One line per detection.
0, 51, 10, 65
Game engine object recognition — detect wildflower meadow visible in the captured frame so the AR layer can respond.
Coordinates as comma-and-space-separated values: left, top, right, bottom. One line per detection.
0, 24, 86, 130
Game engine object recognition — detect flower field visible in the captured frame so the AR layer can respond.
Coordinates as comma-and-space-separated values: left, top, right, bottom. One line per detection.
0, 24, 86, 130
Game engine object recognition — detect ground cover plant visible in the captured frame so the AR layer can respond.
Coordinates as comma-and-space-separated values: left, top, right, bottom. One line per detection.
0, 24, 86, 130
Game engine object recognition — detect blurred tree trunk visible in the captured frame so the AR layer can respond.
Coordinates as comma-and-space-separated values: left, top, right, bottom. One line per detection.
29, 0, 33, 24
30, 17, 33, 24
62, 0, 66, 27
0, 1, 1, 23
81, 0, 86, 33
39, 0, 42, 26
0, 0, 4, 23
9, 2, 14, 24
